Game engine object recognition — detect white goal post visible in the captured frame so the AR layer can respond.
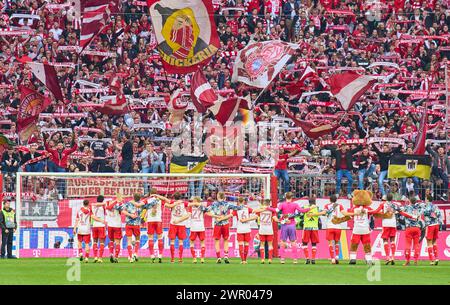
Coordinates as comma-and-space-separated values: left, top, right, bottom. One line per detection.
14, 172, 271, 258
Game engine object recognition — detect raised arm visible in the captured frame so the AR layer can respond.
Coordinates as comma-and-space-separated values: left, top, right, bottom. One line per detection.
350, 145, 363, 155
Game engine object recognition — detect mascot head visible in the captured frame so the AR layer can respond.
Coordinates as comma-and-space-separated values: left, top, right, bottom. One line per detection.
351, 190, 373, 207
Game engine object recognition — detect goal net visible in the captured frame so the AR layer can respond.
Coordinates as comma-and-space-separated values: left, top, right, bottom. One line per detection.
14, 172, 271, 258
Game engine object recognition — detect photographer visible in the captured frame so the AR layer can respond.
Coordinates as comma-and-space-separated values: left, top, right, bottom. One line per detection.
0, 200, 17, 259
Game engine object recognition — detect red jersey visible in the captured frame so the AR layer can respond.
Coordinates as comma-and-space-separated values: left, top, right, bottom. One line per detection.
275, 154, 289, 170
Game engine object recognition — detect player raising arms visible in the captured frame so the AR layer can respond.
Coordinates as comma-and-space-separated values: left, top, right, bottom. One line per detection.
73, 199, 106, 263
137, 189, 168, 263
206, 191, 243, 264
255, 199, 278, 264
323, 194, 345, 264
398, 197, 424, 266
105, 194, 124, 263
232, 197, 264, 264
378, 193, 401, 265
188, 197, 209, 264
277, 192, 310, 264
422, 194, 443, 265
301, 197, 324, 265
164, 192, 191, 263
91, 195, 107, 263
118, 193, 143, 263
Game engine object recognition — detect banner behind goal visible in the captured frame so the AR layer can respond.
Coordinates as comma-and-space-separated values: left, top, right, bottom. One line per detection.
14, 172, 271, 258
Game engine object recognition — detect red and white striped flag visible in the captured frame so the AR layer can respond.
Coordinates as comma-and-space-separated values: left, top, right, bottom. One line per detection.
27, 62, 64, 101
77, 0, 119, 49
327, 72, 376, 111
190, 69, 218, 113
286, 66, 316, 100
94, 95, 129, 115
209, 96, 250, 126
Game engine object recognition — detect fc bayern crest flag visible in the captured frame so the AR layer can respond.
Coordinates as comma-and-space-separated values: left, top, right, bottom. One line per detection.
148, 0, 220, 74
231, 40, 299, 88
17, 86, 51, 142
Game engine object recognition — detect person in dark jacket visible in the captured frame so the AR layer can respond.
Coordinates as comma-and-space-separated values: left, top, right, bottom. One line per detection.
0, 200, 17, 259
1, 147, 20, 174
426, 143, 449, 200
323, 144, 363, 198
357, 147, 376, 190
371, 143, 402, 199
21, 143, 45, 172
116, 133, 134, 173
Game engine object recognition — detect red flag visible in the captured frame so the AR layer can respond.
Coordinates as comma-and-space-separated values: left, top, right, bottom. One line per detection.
94, 94, 129, 115
286, 66, 316, 100
190, 69, 218, 112
413, 104, 428, 155
327, 72, 376, 111
17, 86, 51, 141
209, 96, 250, 126
77, 0, 119, 50
27, 62, 64, 101
280, 102, 338, 139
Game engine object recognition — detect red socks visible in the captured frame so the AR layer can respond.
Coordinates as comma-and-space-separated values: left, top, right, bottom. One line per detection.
99, 243, 104, 258
158, 239, 164, 255
311, 247, 317, 260
239, 244, 244, 261
134, 241, 140, 255
335, 244, 340, 259
108, 241, 114, 255
115, 244, 120, 258
427, 247, 435, 261
93, 244, 98, 257
433, 245, 438, 260
149, 240, 154, 256
384, 243, 390, 259
78, 248, 83, 256
170, 245, 175, 260
179, 245, 184, 259
302, 246, 309, 259
244, 245, 249, 261
190, 247, 196, 258
216, 251, 221, 258
405, 249, 411, 262
390, 243, 396, 259
201, 247, 205, 258
127, 245, 133, 257
414, 244, 420, 261
260, 248, 265, 260
268, 249, 273, 259
329, 245, 334, 259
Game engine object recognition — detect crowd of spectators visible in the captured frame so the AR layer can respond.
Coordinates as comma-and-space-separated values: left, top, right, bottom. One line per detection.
0, 0, 449, 201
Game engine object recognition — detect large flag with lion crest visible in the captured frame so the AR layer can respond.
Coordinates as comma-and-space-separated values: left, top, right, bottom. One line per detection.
231, 40, 299, 88
148, 0, 220, 74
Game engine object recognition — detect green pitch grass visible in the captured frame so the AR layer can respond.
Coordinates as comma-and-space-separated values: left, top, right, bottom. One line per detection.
1, 258, 449, 285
